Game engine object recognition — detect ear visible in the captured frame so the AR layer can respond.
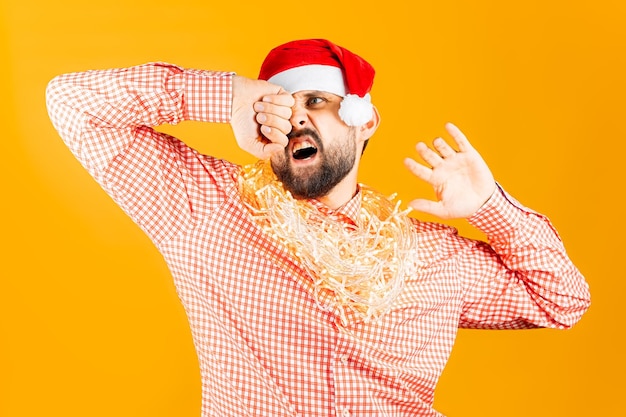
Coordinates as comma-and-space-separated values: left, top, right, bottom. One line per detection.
358, 105, 380, 141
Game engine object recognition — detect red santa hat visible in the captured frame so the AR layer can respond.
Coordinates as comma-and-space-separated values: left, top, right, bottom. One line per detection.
258, 39, 375, 126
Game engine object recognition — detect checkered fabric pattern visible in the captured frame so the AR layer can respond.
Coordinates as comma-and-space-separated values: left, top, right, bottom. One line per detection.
46, 63, 590, 416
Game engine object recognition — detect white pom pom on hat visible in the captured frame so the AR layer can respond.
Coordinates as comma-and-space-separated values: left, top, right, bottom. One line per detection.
258, 39, 375, 127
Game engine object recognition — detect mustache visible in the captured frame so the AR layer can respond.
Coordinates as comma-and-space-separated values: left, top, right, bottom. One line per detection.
287, 127, 322, 147
287, 127, 320, 141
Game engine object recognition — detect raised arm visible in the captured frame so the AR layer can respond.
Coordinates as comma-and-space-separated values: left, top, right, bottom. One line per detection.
46, 63, 234, 179
46, 63, 293, 245
405, 123, 590, 329
46, 64, 295, 176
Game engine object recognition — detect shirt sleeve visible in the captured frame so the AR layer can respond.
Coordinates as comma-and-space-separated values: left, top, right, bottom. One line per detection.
458, 185, 590, 329
45, 62, 237, 244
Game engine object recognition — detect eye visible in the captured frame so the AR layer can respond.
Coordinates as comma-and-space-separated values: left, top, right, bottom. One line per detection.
306, 96, 326, 107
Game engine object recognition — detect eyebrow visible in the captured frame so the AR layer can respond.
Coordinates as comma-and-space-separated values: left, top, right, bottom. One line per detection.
297, 91, 339, 99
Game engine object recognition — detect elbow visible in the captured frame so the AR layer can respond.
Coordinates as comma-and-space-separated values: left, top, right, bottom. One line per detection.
545, 266, 591, 329
566, 297, 591, 329
548, 292, 591, 330
45, 73, 86, 144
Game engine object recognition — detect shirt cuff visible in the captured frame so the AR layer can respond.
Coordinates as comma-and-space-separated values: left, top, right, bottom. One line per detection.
183, 69, 234, 123
467, 183, 535, 238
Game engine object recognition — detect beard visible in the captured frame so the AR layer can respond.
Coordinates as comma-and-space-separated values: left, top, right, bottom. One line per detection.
270, 127, 357, 199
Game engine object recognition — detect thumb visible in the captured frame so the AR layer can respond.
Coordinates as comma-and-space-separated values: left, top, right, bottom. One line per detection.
259, 142, 285, 159
408, 199, 445, 217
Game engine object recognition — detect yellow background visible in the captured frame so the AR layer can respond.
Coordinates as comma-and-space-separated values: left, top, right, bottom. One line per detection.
1, 0, 622, 415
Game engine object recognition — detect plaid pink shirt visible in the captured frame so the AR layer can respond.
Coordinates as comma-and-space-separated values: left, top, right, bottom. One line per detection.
46, 63, 590, 416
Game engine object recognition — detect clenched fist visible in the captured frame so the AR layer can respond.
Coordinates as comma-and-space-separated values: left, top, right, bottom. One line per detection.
230, 75, 295, 159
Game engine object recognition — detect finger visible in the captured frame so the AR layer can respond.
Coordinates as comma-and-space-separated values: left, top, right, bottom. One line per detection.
415, 142, 443, 168
404, 157, 432, 183
445, 122, 472, 152
250, 141, 284, 160
260, 125, 289, 148
245, 138, 271, 160
433, 137, 457, 158
256, 112, 292, 136
262, 91, 295, 107
254, 101, 292, 121
260, 142, 285, 159
407, 198, 447, 218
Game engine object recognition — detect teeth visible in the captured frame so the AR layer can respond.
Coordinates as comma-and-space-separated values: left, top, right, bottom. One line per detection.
293, 142, 316, 153
291, 141, 318, 160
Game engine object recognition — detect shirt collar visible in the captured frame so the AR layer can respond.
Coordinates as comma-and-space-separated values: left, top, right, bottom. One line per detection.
307, 186, 363, 226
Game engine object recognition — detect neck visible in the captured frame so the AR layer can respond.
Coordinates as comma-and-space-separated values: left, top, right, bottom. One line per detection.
315, 168, 359, 209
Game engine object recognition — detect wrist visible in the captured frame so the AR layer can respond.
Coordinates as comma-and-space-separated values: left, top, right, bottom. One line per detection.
184, 69, 234, 123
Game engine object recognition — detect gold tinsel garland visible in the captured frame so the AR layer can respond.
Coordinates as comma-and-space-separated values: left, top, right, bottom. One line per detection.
238, 160, 420, 325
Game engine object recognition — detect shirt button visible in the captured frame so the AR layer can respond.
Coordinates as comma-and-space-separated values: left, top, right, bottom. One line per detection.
341, 407, 351, 417
340, 354, 349, 364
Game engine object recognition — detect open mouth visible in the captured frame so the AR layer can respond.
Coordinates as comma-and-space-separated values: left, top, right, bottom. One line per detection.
292, 141, 318, 160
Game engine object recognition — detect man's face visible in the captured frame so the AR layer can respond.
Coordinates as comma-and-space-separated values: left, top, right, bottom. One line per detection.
270, 91, 358, 199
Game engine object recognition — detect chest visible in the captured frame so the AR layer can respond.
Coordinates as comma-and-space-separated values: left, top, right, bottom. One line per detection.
164, 199, 463, 370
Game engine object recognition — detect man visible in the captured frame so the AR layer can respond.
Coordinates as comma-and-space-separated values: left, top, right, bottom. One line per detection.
46, 39, 590, 416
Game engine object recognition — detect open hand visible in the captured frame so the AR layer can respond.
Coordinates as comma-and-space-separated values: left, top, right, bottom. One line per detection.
230, 75, 295, 159
404, 123, 496, 219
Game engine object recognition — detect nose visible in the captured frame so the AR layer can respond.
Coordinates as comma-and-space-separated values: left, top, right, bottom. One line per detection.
290, 101, 308, 128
